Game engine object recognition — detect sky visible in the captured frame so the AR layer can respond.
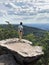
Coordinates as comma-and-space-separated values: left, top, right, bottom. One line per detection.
0, 0, 49, 24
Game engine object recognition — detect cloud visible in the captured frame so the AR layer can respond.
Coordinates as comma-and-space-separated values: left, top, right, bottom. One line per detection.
0, 0, 49, 24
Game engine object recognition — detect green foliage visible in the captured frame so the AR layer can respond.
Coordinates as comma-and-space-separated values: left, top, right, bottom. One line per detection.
0, 23, 18, 40
24, 33, 35, 41
0, 28, 18, 40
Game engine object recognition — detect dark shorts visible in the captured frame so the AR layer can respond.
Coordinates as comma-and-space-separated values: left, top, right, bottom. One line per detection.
20, 30, 22, 32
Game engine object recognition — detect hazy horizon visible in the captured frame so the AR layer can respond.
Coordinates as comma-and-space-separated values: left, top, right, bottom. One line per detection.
0, 23, 49, 30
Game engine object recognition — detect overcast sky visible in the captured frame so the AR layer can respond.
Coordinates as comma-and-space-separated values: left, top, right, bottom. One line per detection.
0, 0, 49, 24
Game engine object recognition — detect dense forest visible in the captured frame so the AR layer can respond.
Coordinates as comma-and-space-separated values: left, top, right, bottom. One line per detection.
0, 22, 49, 65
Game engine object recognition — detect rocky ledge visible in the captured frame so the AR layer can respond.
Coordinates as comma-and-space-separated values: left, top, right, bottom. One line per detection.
0, 38, 44, 65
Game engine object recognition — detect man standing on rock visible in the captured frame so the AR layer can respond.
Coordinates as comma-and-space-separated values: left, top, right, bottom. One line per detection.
18, 22, 23, 41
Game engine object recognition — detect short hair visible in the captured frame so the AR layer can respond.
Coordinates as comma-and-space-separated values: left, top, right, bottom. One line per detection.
20, 22, 22, 25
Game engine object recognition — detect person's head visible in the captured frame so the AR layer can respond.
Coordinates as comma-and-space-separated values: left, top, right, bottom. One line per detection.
20, 22, 22, 25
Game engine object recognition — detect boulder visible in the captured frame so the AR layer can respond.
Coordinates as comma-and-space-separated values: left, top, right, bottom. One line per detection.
0, 38, 44, 65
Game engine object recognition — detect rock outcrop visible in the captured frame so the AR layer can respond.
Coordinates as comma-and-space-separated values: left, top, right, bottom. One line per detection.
0, 54, 18, 65
0, 38, 44, 65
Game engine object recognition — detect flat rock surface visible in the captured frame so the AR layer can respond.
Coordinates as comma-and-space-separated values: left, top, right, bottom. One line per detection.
0, 38, 44, 57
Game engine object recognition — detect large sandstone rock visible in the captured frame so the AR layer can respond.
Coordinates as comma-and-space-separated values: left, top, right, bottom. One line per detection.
0, 38, 44, 65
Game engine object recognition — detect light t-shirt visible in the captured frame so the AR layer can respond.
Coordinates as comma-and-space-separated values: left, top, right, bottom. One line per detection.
18, 25, 23, 32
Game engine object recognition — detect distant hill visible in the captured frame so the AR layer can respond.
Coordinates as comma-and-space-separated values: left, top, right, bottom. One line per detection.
24, 24, 49, 31
0, 24, 46, 37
